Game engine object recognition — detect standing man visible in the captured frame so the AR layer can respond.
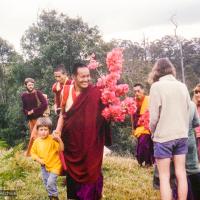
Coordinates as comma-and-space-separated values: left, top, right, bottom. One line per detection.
21, 78, 48, 155
52, 64, 72, 115
149, 58, 190, 200
132, 83, 154, 167
54, 63, 111, 200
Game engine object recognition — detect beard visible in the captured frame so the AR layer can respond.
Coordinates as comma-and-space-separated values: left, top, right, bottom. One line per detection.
26, 87, 34, 93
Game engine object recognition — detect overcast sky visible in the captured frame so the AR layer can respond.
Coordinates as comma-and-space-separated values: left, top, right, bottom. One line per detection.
1, 0, 200, 52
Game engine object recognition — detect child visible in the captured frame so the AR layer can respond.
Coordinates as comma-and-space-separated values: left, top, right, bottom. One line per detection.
31, 117, 64, 200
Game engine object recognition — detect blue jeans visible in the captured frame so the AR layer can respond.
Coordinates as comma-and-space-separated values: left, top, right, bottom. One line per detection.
41, 166, 58, 197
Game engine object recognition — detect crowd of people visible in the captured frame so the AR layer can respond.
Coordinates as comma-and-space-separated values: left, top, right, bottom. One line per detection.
20, 58, 200, 200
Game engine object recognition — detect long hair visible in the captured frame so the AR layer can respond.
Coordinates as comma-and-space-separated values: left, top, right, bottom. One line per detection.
192, 83, 200, 105
148, 58, 176, 84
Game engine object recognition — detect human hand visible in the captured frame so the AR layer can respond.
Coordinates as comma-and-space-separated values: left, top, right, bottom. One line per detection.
52, 132, 61, 142
28, 110, 34, 115
38, 158, 45, 165
52, 130, 61, 141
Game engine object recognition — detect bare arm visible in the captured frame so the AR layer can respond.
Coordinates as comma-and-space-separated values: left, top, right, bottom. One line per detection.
52, 134, 64, 151
54, 113, 64, 136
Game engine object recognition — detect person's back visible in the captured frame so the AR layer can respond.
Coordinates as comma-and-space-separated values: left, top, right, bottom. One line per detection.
149, 58, 189, 200
150, 75, 190, 142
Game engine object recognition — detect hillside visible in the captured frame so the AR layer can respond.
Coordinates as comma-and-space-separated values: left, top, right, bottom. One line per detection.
0, 146, 160, 200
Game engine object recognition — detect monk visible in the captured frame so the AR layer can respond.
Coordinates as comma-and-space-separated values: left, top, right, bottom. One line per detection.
132, 83, 154, 167
52, 64, 72, 115
54, 63, 111, 200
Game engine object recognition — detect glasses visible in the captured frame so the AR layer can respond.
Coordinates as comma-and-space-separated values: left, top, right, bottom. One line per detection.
194, 90, 200, 94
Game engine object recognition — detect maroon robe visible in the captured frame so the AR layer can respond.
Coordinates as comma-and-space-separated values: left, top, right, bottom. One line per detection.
52, 79, 72, 109
61, 85, 111, 183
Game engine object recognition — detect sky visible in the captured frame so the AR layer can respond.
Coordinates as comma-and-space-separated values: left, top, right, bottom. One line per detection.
0, 0, 200, 53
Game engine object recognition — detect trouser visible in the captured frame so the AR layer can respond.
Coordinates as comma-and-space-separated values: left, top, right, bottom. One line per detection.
26, 119, 37, 156
136, 134, 154, 166
188, 173, 200, 200
66, 172, 103, 200
41, 166, 58, 197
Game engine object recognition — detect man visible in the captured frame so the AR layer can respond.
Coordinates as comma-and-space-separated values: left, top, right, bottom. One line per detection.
21, 78, 48, 155
54, 63, 111, 200
52, 64, 72, 115
149, 58, 190, 200
132, 83, 153, 167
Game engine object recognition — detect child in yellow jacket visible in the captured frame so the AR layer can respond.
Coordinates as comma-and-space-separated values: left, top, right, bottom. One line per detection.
31, 117, 64, 200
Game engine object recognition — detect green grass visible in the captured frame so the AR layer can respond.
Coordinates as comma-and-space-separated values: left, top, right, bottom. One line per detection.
0, 147, 160, 200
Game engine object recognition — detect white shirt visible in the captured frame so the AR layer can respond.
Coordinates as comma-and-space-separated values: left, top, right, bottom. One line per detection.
149, 74, 190, 143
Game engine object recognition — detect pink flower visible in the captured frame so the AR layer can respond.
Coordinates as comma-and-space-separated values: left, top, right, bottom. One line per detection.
106, 48, 123, 73
101, 89, 120, 105
87, 59, 99, 70
102, 104, 125, 122
115, 84, 129, 97
97, 73, 120, 89
138, 111, 150, 130
87, 53, 99, 70
90, 48, 137, 122
121, 97, 137, 115
102, 107, 111, 120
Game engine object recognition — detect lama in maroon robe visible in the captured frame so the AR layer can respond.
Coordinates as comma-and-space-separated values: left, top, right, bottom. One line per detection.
61, 85, 111, 184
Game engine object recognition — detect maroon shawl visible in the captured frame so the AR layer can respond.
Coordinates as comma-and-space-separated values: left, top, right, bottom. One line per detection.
62, 85, 111, 183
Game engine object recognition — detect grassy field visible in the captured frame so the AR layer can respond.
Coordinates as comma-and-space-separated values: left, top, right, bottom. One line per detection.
0, 146, 160, 200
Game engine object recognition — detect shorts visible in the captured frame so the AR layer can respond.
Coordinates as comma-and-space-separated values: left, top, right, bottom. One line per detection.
154, 138, 188, 159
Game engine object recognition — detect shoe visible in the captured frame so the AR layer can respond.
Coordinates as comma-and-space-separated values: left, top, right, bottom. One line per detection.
49, 196, 59, 200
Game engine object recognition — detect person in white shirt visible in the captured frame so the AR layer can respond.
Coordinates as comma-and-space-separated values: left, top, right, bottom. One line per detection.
149, 58, 190, 200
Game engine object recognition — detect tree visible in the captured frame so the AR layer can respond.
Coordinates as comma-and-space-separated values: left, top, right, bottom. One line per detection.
21, 10, 108, 74
0, 38, 18, 104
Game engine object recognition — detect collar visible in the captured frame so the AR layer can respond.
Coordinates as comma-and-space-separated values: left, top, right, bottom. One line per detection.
159, 74, 176, 81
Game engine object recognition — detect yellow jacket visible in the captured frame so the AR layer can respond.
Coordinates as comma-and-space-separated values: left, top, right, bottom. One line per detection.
31, 135, 62, 175
133, 96, 150, 138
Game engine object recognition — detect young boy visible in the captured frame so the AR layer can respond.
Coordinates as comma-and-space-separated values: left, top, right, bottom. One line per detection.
31, 117, 64, 200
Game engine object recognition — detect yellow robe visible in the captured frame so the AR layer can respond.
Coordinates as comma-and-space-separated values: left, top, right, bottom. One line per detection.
133, 96, 150, 138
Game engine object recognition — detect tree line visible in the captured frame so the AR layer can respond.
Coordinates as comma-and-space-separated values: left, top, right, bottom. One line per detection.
0, 10, 199, 153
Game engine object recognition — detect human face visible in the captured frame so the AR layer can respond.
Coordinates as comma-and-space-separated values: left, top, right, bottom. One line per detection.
194, 89, 200, 102
38, 126, 50, 139
133, 86, 145, 100
74, 67, 90, 90
26, 82, 35, 93
54, 71, 67, 84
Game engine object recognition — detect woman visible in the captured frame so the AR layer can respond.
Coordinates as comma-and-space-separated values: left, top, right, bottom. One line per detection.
192, 83, 200, 160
